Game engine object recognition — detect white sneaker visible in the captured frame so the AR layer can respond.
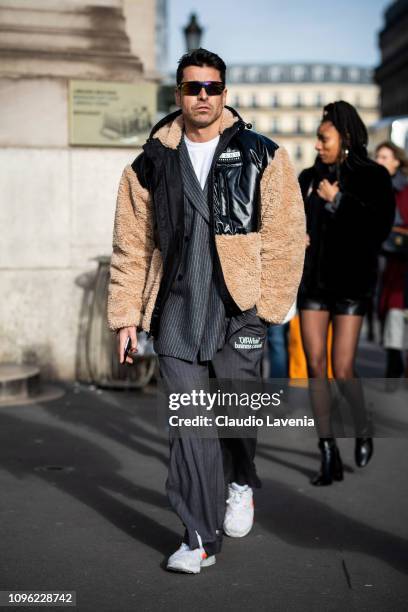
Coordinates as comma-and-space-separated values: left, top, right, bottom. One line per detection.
223, 483, 254, 538
166, 532, 216, 574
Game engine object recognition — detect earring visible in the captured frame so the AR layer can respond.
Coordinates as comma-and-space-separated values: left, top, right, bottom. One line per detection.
344, 148, 349, 157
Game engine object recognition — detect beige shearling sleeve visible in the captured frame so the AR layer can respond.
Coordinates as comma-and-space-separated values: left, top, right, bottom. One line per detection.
257, 146, 306, 324
107, 164, 155, 331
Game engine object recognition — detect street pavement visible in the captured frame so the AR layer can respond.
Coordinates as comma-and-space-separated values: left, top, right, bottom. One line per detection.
0, 337, 407, 612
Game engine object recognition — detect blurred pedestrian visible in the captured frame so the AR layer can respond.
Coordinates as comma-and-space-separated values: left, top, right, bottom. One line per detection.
376, 142, 408, 381
298, 101, 395, 485
267, 322, 289, 378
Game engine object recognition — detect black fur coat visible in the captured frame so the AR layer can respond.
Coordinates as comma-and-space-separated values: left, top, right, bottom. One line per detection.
298, 159, 395, 299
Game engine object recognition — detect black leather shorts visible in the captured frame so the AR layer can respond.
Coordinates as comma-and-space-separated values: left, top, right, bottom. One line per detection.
298, 294, 368, 316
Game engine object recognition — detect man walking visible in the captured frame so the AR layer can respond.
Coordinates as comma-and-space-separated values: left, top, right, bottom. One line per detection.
107, 49, 305, 573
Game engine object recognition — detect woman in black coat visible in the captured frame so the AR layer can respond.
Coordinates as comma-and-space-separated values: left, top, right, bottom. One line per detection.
298, 101, 395, 485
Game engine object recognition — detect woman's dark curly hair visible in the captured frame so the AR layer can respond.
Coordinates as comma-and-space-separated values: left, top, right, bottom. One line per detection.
319, 100, 372, 169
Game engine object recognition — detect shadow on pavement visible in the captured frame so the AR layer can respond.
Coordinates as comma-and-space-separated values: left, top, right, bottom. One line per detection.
1, 387, 407, 576
43, 387, 170, 466
0, 410, 178, 557
256, 476, 408, 576
256, 441, 355, 479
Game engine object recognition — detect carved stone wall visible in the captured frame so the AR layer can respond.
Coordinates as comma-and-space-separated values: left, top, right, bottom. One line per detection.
0, 0, 159, 380
0, 0, 143, 81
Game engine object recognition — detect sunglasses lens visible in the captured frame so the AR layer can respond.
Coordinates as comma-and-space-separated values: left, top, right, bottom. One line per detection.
180, 81, 224, 96
206, 82, 225, 95
180, 82, 201, 95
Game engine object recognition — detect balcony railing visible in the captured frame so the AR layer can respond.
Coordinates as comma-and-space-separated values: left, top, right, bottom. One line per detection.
234, 103, 378, 112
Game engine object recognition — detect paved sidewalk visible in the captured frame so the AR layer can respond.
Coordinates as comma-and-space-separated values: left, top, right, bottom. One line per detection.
0, 340, 407, 612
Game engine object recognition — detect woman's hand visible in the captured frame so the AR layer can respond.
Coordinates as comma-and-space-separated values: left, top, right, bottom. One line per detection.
305, 233, 310, 247
317, 179, 339, 203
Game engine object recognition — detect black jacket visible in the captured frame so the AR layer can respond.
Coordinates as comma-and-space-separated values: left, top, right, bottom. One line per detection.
298, 159, 395, 299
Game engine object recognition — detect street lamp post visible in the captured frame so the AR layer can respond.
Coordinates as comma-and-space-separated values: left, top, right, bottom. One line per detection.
183, 13, 203, 52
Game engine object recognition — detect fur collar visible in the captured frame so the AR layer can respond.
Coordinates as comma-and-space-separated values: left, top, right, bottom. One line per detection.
153, 107, 239, 150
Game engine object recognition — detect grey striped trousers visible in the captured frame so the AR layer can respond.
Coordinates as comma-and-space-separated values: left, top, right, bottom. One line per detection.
158, 311, 266, 555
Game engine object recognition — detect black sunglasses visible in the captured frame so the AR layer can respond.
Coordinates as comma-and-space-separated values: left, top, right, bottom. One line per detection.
178, 81, 225, 96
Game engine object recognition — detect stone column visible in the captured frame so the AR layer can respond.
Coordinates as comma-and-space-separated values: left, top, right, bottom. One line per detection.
0, 0, 158, 380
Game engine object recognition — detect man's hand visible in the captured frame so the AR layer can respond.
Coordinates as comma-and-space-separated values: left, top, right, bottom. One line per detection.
118, 326, 138, 364
305, 233, 310, 248
317, 179, 339, 203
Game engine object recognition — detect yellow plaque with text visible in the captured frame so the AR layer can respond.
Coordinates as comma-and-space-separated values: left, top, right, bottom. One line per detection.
69, 80, 157, 146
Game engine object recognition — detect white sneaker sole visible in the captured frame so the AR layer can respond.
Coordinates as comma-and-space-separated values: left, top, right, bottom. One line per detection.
167, 555, 216, 574
201, 555, 216, 567
223, 523, 253, 538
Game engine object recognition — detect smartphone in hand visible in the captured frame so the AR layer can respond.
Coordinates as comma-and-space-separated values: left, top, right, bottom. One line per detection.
124, 336, 132, 361
122, 333, 138, 364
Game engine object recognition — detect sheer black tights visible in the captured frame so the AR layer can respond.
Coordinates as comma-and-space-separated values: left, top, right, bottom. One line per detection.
299, 310, 368, 437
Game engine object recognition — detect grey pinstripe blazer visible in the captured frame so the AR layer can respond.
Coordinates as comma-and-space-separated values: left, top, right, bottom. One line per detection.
153, 137, 227, 361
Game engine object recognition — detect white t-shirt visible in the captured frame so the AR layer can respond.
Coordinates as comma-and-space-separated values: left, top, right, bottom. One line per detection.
184, 133, 220, 189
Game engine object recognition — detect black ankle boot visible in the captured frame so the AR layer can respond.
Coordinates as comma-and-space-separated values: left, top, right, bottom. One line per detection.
311, 438, 344, 486
355, 437, 373, 468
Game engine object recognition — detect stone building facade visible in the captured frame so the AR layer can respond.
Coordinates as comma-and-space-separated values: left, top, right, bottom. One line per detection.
0, 0, 165, 379
375, 0, 408, 118
227, 63, 379, 171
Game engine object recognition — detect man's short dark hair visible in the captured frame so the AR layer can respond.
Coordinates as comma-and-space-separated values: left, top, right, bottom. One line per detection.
176, 48, 226, 85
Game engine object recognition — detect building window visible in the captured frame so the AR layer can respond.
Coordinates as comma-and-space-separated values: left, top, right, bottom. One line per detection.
247, 67, 260, 82
348, 67, 360, 81
271, 117, 280, 133
315, 92, 323, 106
270, 93, 280, 107
330, 65, 342, 81
295, 117, 303, 133
292, 65, 306, 81
251, 94, 258, 108
230, 67, 242, 83
295, 93, 303, 107
268, 65, 282, 81
295, 144, 303, 160
234, 94, 241, 107
312, 65, 325, 81
355, 93, 361, 107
